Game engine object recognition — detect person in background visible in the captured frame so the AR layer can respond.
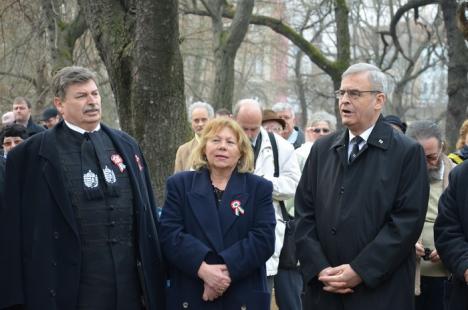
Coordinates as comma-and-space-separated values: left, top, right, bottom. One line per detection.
1, 124, 28, 158
174, 101, 214, 173
383, 114, 407, 134
295, 111, 337, 169
40, 107, 61, 129
1, 111, 15, 127
235, 99, 301, 309
12, 97, 45, 137
406, 120, 454, 310
160, 117, 275, 309
0, 124, 28, 210
448, 119, 468, 164
0, 66, 165, 310
295, 63, 429, 310
262, 109, 286, 136
272, 102, 305, 149
215, 108, 232, 118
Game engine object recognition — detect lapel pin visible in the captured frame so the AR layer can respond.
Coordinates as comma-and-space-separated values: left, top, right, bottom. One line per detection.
378, 139, 383, 144
230, 200, 244, 216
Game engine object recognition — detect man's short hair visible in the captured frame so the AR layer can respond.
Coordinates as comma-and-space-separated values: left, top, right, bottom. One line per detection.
342, 63, 389, 95
188, 101, 214, 121
406, 120, 443, 147
272, 102, 295, 117
1, 123, 29, 141
13, 97, 32, 109
307, 111, 337, 131
52, 66, 97, 99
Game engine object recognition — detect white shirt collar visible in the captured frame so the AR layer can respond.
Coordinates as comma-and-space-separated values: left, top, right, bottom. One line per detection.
348, 125, 375, 143
64, 120, 100, 134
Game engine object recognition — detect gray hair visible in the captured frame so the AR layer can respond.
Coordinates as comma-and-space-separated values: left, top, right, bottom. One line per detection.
233, 98, 263, 117
307, 111, 337, 131
52, 66, 97, 99
342, 63, 388, 94
272, 102, 294, 116
188, 101, 214, 120
406, 120, 443, 147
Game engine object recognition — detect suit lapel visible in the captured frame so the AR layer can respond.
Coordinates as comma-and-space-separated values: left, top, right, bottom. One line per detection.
38, 125, 79, 236
188, 170, 224, 252
218, 171, 249, 236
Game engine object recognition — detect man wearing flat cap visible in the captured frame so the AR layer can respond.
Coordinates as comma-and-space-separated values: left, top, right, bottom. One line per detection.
41, 107, 61, 129
0, 66, 165, 310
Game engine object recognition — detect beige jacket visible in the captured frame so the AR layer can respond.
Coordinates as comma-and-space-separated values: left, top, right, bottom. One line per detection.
174, 137, 199, 173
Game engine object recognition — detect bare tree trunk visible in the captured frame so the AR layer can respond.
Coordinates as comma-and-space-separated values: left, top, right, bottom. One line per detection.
78, 0, 187, 201
440, 0, 468, 149
203, 0, 254, 110
133, 0, 186, 200
294, 51, 307, 128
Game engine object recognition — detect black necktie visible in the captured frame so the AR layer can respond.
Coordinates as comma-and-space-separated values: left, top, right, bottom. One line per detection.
349, 136, 363, 164
81, 131, 119, 200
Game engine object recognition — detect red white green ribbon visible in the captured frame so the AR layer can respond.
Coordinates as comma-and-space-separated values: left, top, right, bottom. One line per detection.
230, 200, 244, 216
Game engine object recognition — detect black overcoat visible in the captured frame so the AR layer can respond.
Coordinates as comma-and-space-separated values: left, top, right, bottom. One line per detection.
295, 116, 429, 310
0, 122, 165, 310
434, 161, 468, 310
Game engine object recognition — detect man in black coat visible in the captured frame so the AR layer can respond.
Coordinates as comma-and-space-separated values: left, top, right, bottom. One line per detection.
434, 161, 468, 310
12, 97, 45, 137
0, 66, 165, 310
295, 63, 429, 310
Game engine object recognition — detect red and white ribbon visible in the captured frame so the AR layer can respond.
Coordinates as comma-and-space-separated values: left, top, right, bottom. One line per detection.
230, 200, 244, 216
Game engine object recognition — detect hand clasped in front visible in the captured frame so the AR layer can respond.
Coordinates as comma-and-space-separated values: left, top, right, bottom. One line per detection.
318, 264, 363, 294
197, 261, 231, 301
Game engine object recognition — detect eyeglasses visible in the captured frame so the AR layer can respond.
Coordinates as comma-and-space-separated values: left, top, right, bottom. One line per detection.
335, 89, 382, 100
311, 128, 330, 134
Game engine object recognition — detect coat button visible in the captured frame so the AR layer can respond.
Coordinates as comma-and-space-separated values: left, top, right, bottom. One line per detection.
182, 301, 189, 308
340, 186, 344, 194
51, 260, 57, 267
331, 227, 337, 235
49, 289, 56, 297
53, 231, 59, 239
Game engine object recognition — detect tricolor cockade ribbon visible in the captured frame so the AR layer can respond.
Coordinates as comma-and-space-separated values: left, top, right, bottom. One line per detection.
230, 200, 244, 216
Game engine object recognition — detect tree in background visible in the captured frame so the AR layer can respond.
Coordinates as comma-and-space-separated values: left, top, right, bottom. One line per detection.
78, 0, 187, 200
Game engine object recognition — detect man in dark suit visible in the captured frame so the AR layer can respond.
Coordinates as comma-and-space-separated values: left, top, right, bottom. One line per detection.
435, 161, 468, 310
0, 66, 165, 310
295, 63, 429, 310
12, 97, 45, 137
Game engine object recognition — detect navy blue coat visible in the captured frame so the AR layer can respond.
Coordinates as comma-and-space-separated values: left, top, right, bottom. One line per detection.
434, 161, 468, 310
159, 169, 275, 310
295, 117, 429, 310
0, 122, 165, 310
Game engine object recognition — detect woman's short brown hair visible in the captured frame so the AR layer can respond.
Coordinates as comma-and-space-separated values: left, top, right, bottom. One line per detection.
191, 118, 254, 173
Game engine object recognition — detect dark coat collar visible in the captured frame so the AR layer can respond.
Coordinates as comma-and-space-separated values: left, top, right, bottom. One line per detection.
187, 168, 249, 252
331, 114, 393, 151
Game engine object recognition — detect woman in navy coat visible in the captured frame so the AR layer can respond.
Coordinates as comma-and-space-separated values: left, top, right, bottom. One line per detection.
160, 117, 276, 309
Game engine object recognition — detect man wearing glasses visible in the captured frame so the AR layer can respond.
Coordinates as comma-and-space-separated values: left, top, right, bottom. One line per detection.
295, 63, 429, 310
406, 120, 454, 310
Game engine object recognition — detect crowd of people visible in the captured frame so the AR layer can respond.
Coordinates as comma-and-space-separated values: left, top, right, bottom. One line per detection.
0, 63, 467, 310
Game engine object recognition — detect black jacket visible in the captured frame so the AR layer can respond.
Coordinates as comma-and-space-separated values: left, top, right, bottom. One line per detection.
0, 122, 165, 310
295, 116, 429, 310
434, 161, 468, 310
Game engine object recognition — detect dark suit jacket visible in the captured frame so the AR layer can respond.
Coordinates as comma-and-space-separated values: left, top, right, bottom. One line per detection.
435, 161, 468, 310
160, 169, 276, 310
0, 122, 165, 310
295, 116, 429, 310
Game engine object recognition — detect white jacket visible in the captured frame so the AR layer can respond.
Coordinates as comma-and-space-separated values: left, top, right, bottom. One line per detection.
254, 127, 301, 276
